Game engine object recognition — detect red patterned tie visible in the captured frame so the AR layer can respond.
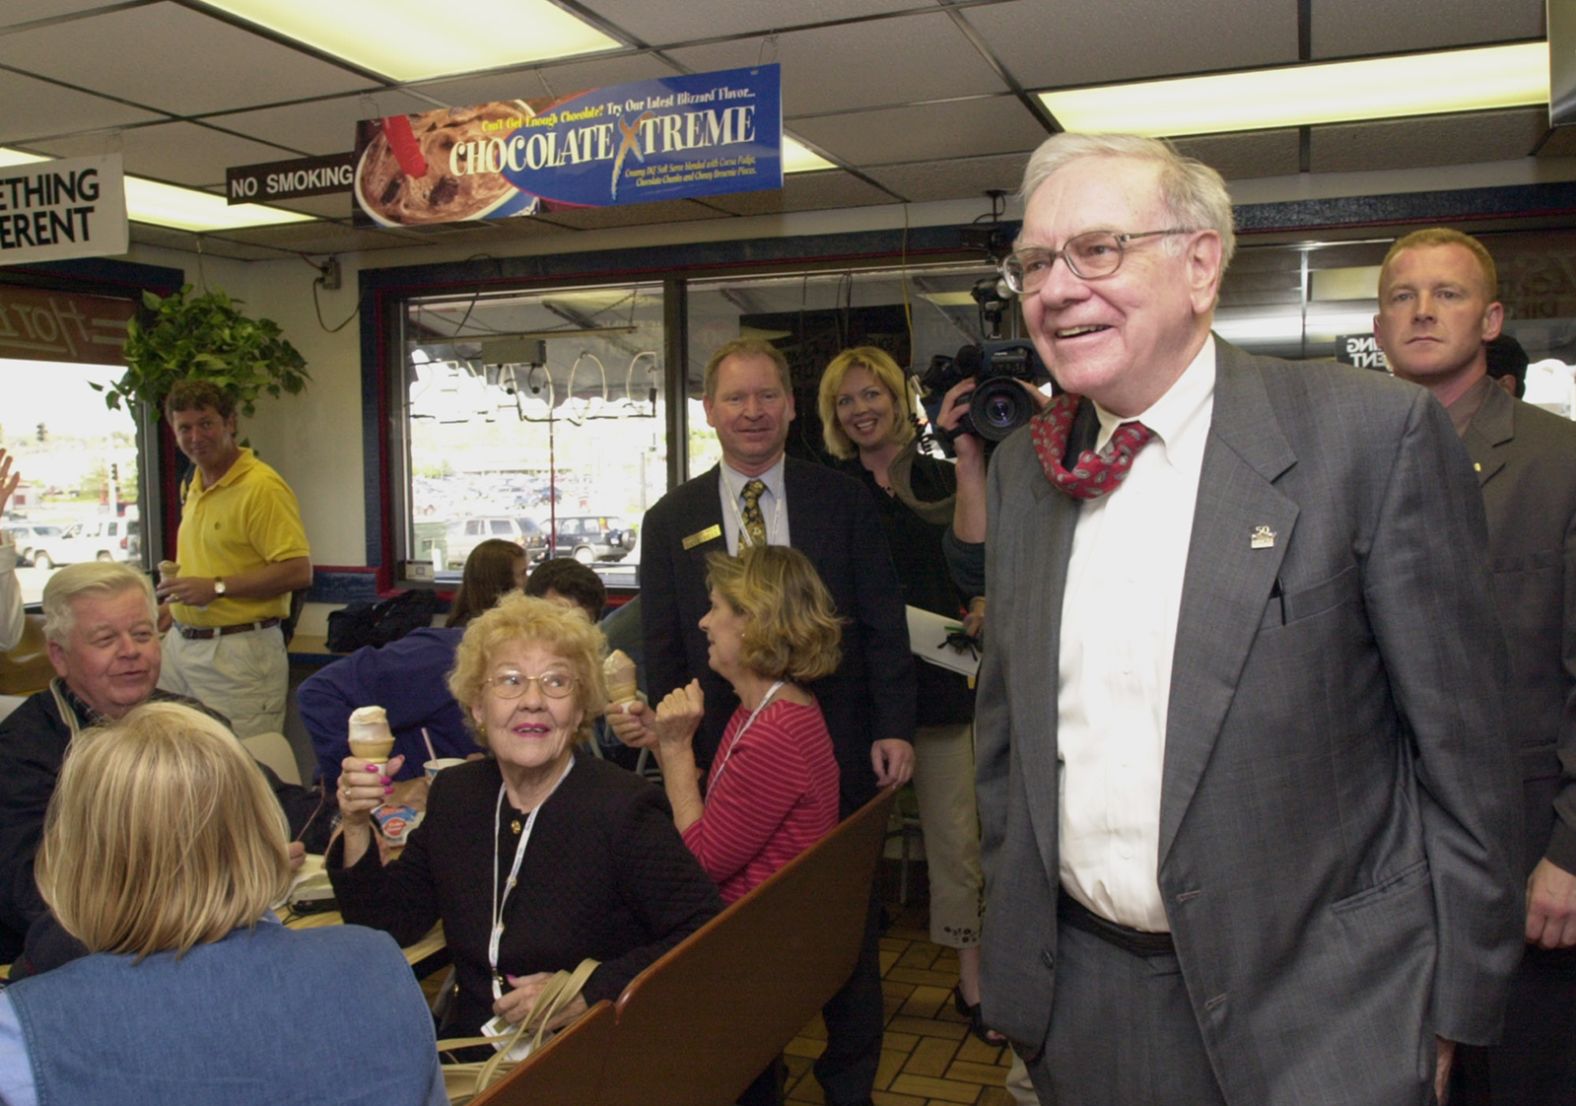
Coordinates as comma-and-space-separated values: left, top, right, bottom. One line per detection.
1030, 392, 1155, 500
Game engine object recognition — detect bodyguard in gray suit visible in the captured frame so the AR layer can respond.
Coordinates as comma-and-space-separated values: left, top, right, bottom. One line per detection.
1374, 227, 1576, 1105
975, 134, 1523, 1106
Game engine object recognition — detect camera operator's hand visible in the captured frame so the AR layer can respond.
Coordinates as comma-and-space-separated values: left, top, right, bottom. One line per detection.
938, 377, 988, 542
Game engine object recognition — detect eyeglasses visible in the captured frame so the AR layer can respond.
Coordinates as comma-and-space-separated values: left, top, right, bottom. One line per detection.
486, 670, 577, 700
999, 228, 1196, 294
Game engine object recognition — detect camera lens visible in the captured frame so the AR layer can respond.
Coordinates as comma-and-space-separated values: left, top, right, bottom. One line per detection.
968, 379, 1034, 442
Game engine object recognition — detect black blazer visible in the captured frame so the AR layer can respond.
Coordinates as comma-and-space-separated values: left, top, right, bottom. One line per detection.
640, 458, 915, 811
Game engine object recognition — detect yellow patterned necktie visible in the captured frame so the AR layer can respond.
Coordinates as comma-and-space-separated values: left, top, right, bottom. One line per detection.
740, 479, 768, 546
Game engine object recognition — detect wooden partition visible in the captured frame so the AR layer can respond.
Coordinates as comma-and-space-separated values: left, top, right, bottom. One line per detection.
470, 1000, 616, 1106
476, 786, 896, 1106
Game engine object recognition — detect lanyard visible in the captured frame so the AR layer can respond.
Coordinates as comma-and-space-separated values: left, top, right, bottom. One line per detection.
488, 756, 575, 1000
723, 472, 784, 550
709, 680, 785, 791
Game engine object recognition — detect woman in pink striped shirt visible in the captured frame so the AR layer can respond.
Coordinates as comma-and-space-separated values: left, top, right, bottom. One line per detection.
645, 545, 842, 904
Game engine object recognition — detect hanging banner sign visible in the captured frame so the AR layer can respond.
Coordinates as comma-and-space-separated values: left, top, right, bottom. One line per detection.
226, 152, 356, 205
0, 154, 128, 267
353, 64, 782, 227
0, 284, 135, 364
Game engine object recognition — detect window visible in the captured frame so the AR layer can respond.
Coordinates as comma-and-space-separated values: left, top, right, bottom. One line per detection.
401, 283, 666, 585
1, 358, 142, 604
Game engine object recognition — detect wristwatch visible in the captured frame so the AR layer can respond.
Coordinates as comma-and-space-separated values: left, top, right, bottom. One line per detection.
213, 577, 227, 597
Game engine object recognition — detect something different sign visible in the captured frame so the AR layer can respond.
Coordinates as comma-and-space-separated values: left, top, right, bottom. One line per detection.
352, 64, 782, 227
0, 155, 128, 267
227, 153, 356, 205
1335, 334, 1390, 371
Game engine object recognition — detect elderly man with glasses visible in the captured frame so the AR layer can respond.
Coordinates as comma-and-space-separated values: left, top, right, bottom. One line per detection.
0, 563, 328, 970
973, 133, 1522, 1106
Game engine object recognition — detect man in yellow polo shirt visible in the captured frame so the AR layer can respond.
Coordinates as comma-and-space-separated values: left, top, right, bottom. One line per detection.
154, 381, 311, 737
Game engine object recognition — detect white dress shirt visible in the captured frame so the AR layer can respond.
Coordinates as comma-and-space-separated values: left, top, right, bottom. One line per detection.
717, 456, 789, 553
1057, 337, 1217, 932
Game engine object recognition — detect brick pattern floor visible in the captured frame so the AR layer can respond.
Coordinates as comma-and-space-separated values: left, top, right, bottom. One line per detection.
783, 895, 1019, 1106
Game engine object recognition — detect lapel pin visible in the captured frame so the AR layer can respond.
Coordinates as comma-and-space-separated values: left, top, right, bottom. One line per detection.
1473, 462, 1482, 472
1250, 525, 1277, 550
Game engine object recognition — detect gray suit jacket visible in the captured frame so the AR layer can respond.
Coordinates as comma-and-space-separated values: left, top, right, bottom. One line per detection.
1463, 382, 1576, 877
975, 340, 1523, 1106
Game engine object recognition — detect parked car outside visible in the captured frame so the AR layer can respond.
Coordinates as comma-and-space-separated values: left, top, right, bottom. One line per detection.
7, 524, 65, 568
50, 513, 140, 566
444, 515, 546, 569
542, 515, 635, 563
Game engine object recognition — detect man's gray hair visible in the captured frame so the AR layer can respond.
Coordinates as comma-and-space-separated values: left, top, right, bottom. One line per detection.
42, 562, 157, 647
1019, 133, 1237, 268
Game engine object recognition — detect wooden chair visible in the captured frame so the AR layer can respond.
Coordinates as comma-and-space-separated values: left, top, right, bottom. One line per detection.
601, 786, 897, 1106
467, 999, 615, 1106
240, 731, 301, 785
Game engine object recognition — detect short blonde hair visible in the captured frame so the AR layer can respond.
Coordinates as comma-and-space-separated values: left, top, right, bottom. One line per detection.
42, 562, 156, 647
703, 337, 792, 400
448, 592, 608, 746
36, 702, 290, 959
706, 545, 842, 683
1381, 227, 1499, 300
817, 347, 916, 460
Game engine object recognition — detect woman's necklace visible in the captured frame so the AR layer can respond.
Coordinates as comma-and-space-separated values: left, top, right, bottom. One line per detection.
709, 680, 786, 790
488, 756, 575, 1000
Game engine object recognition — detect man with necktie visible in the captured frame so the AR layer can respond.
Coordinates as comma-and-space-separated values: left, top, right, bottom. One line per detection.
620, 336, 914, 1106
975, 133, 1522, 1106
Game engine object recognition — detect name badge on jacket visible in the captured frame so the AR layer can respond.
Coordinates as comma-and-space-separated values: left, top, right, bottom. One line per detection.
682, 524, 722, 550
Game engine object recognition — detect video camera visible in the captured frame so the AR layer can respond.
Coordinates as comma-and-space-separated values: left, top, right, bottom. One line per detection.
920, 339, 1051, 452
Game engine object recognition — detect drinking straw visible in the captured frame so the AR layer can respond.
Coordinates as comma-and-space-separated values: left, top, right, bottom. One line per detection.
421, 726, 438, 762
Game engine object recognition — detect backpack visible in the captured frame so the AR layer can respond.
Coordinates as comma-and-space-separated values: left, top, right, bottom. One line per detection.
324, 590, 442, 653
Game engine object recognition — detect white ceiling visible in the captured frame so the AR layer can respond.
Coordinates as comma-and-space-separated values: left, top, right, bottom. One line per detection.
0, 0, 1561, 262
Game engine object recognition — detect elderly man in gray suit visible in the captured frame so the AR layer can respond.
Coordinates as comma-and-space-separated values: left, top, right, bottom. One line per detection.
1374, 227, 1576, 1105
974, 133, 1523, 1106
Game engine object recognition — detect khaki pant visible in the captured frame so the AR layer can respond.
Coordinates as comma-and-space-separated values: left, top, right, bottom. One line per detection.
912, 721, 985, 947
158, 624, 287, 737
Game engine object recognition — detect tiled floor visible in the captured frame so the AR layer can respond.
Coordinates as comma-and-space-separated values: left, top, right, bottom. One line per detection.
782, 871, 1020, 1106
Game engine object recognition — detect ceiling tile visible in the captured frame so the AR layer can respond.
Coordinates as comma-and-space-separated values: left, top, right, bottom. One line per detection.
701, 170, 895, 214
0, 1, 377, 116
1310, 109, 1547, 173
666, 13, 1006, 116
207, 92, 433, 157
791, 97, 1046, 166
32, 121, 299, 187
864, 154, 1028, 204
217, 221, 414, 255
1173, 130, 1302, 180
1311, 0, 1544, 58
577, 0, 923, 48
0, 68, 164, 145
963, 0, 1297, 90
534, 198, 729, 229
1537, 127, 1576, 157
0, 2, 106, 29
415, 53, 682, 109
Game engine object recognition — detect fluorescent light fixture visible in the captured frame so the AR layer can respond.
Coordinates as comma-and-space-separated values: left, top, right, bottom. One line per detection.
123, 178, 312, 232
1213, 306, 1379, 345
1039, 43, 1548, 137
204, 0, 618, 82
0, 146, 312, 231
784, 135, 836, 174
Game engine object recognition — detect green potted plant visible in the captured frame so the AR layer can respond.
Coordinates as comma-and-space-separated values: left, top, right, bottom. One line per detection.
95, 284, 310, 417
